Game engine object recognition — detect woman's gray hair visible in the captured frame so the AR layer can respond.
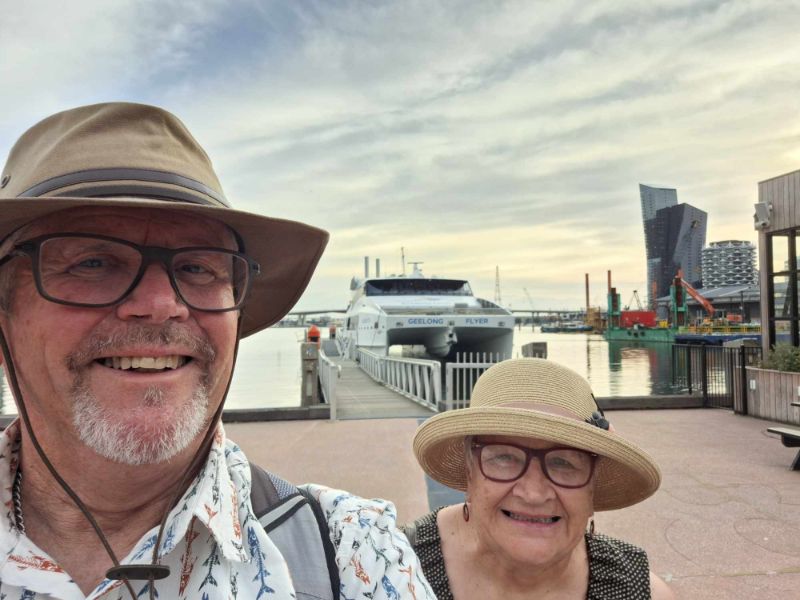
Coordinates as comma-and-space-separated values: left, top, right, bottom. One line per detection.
463, 435, 475, 475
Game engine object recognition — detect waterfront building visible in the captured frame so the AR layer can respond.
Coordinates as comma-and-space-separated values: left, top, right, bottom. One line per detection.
640, 184, 678, 308
756, 169, 800, 350
645, 199, 708, 310
701, 241, 758, 288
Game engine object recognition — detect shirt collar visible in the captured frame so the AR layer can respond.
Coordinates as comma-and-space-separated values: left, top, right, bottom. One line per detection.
0, 419, 251, 564
131, 423, 250, 564
0, 420, 21, 545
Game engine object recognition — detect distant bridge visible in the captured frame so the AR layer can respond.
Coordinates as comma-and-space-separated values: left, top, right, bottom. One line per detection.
285, 309, 346, 327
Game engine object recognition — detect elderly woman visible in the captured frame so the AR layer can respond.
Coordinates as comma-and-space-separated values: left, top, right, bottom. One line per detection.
407, 358, 674, 599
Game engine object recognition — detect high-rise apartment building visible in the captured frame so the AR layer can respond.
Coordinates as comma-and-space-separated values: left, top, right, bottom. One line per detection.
701, 240, 757, 288
640, 184, 678, 307
639, 184, 707, 306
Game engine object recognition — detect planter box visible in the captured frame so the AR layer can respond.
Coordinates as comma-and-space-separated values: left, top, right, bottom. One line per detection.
745, 366, 800, 425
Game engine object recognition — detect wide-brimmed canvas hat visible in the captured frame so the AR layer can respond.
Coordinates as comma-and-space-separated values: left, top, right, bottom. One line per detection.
0, 102, 328, 337
413, 358, 661, 511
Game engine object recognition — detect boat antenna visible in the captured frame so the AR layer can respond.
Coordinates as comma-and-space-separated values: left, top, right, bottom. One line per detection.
401, 247, 406, 276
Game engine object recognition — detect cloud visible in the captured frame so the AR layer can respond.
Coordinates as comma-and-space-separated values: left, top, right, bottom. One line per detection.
1, 0, 798, 311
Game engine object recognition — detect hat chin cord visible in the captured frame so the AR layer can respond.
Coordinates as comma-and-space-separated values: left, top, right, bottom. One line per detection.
0, 319, 244, 600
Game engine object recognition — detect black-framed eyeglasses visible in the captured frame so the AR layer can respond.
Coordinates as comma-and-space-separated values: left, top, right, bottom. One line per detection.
0, 233, 261, 312
471, 441, 597, 488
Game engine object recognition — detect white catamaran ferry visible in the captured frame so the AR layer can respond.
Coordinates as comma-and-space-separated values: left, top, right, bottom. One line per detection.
339, 263, 514, 360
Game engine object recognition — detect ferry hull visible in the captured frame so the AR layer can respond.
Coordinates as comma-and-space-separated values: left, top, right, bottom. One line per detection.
387, 324, 513, 359
342, 312, 514, 360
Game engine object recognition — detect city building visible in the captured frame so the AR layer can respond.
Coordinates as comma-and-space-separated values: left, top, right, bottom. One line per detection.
640, 184, 678, 308
640, 183, 707, 311
756, 168, 800, 350
701, 240, 758, 288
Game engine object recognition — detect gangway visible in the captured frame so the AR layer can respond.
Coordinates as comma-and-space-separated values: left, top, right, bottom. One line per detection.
318, 343, 438, 419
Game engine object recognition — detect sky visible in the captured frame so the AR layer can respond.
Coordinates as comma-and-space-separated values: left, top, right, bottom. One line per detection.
1, 0, 798, 312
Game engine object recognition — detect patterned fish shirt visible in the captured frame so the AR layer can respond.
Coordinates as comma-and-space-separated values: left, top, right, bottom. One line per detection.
0, 421, 434, 600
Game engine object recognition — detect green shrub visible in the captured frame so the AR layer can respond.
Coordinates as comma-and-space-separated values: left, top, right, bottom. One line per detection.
761, 343, 800, 372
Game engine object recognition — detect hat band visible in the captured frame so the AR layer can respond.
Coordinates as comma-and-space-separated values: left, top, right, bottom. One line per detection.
19, 168, 229, 207
496, 401, 585, 421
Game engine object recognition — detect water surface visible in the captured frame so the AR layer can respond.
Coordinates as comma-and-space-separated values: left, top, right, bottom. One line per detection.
0, 326, 684, 414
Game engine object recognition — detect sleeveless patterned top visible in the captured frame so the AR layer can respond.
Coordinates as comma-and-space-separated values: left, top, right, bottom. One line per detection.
406, 508, 652, 599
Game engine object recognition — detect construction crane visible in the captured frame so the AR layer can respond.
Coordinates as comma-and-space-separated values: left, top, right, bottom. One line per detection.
523, 287, 534, 309
674, 271, 714, 318
673, 270, 743, 324
523, 287, 535, 330
624, 290, 644, 311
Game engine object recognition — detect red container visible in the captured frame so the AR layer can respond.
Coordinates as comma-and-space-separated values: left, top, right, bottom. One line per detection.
620, 310, 657, 328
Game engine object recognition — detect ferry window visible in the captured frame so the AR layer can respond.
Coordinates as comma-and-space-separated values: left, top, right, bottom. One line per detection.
365, 279, 473, 296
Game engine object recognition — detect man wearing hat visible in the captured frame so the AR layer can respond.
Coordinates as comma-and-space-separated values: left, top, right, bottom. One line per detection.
0, 103, 432, 599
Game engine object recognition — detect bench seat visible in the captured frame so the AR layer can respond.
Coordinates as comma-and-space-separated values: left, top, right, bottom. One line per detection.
768, 426, 800, 470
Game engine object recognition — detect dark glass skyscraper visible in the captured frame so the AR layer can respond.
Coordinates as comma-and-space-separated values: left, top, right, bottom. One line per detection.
639, 184, 707, 307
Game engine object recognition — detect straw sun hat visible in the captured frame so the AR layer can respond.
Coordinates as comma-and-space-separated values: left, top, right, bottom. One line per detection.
413, 358, 661, 511
0, 102, 328, 337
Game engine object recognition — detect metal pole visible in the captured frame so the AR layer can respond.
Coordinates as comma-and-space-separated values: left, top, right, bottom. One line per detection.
739, 346, 749, 415
687, 346, 693, 394
671, 344, 675, 386
701, 345, 708, 407
585, 273, 590, 317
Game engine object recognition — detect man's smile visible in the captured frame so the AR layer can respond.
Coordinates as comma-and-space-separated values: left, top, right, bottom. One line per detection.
99, 355, 189, 371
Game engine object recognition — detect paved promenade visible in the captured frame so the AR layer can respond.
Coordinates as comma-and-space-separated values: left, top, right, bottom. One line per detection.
226, 408, 800, 600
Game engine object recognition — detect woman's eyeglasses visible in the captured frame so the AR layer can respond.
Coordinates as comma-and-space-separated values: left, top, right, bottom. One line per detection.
471, 441, 597, 488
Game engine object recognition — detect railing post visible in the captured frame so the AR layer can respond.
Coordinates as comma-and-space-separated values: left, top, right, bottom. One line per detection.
432, 362, 442, 410
445, 363, 454, 411
671, 344, 675, 386
739, 346, 749, 415
701, 345, 708, 406
687, 346, 693, 394
329, 363, 338, 421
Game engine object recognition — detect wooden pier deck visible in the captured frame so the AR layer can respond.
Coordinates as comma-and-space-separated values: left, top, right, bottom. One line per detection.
330, 356, 436, 419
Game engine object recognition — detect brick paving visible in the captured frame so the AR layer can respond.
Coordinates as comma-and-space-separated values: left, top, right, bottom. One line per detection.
227, 408, 800, 599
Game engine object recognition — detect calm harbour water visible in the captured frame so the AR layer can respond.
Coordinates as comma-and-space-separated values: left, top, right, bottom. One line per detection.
0, 326, 684, 414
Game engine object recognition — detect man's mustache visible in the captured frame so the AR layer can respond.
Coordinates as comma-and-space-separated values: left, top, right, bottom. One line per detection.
65, 323, 215, 371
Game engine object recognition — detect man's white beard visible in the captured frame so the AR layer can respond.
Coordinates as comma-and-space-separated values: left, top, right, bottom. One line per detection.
71, 381, 210, 465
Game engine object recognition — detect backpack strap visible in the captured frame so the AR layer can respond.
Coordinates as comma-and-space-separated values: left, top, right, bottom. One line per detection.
297, 485, 340, 596
249, 462, 339, 600
249, 461, 282, 516
400, 519, 418, 547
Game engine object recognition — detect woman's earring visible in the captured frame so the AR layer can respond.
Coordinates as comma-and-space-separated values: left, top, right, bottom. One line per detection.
462, 502, 470, 522
588, 518, 595, 536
